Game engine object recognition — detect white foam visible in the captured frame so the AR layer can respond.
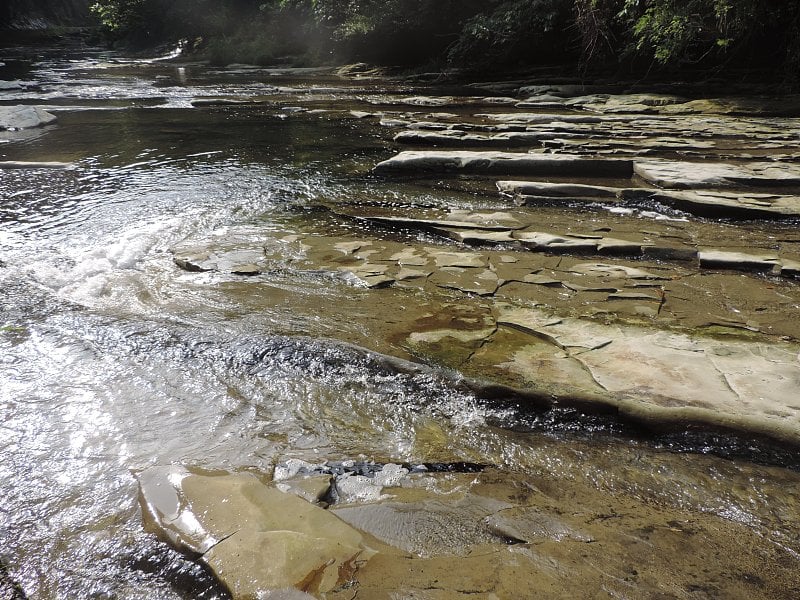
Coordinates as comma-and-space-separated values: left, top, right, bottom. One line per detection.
29, 218, 182, 308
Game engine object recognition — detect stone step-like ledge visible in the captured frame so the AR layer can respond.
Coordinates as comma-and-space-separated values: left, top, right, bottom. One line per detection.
373, 151, 634, 177
634, 160, 800, 189
0, 161, 74, 170
498, 180, 800, 219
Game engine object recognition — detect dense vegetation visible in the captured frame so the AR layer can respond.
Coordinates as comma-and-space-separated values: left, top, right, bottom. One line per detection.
90, 0, 800, 85
1, 0, 90, 31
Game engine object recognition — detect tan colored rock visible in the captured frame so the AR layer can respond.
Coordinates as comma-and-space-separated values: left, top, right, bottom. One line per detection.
485, 507, 594, 543
360, 214, 517, 232
513, 231, 643, 255
568, 262, 665, 280
276, 475, 332, 504
652, 190, 800, 219
698, 250, 780, 271
205, 529, 362, 597
438, 228, 518, 245
634, 160, 800, 189
394, 129, 550, 147
137, 467, 374, 598
491, 305, 800, 442
497, 180, 620, 198
373, 151, 633, 177
333, 493, 511, 556
430, 251, 487, 268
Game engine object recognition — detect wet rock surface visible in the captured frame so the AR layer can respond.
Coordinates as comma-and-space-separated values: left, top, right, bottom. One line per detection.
156, 77, 800, 595
0, 562, 25, 600
5, 51, 800, 599
139, 462, 800, 599
137, 466, 374, 598
171, 210, 800, 443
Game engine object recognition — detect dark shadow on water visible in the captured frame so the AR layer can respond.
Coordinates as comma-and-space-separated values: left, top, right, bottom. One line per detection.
486, 397, 800, 472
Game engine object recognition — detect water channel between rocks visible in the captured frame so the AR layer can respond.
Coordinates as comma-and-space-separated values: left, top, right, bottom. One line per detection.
1, 44, 800, 599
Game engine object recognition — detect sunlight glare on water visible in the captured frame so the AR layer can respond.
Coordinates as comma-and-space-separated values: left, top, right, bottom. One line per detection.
2, 45, 800, 600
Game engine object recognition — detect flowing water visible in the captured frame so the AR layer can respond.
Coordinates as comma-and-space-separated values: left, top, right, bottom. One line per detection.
2, 44, 800, 599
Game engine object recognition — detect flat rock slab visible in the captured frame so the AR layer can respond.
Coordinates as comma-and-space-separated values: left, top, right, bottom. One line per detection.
373, 151, 633, 177
634, 160, 800, 189
513, 231, 644, 255
652, 190, 800, 219
0, 105, 57, 130
498, 181, 800, 219
137, 466, 374, 598
0, 161, 73, 170
332, 491, 511, 556
493, 305, 800, 443
358, 214, 519, 232
497, 180, 621, 199
698, 250, 780, 271
394, 130, 554, 148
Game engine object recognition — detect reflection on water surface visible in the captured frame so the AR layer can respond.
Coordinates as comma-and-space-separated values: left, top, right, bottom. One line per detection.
1, 45, 799, 599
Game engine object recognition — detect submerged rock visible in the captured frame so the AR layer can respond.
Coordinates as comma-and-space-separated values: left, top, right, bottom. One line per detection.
0, 161, 72, 169
141, 463, 800, 599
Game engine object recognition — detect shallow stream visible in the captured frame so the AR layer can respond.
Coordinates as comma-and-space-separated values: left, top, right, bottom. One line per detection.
2, 44, 800, 599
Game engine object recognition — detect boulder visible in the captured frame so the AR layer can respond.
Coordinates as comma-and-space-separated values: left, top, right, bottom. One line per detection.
0, 105, 57, 130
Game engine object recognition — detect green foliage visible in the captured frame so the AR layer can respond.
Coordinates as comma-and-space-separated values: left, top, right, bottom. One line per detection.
91, 0, 266, 44
447, 0, 573, 68
91, 0, 146, 33
573, 0, 619, 63
615, 0, 775, 65
88, 0, 800, 87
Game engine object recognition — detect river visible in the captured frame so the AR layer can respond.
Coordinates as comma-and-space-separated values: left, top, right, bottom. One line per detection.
2, 43, 800, 599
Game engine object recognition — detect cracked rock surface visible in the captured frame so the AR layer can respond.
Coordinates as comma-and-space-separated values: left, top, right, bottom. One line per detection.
158, 75, 800, 597
138, 462, 800, 599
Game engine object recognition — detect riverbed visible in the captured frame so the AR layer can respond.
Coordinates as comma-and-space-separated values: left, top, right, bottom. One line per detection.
2, 43, 800, 599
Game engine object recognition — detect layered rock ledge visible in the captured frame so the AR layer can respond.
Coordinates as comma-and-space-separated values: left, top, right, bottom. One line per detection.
138, 459, 800, 599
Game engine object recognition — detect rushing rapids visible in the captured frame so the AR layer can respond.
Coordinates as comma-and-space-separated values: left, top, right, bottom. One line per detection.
2, 42, 800, 599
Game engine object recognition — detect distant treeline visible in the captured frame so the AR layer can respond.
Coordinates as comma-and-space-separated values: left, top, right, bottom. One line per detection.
1, 0, 89, 31
91, 0, 800, 85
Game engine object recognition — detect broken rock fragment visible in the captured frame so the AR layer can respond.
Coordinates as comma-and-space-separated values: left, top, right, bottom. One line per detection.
137, 466, 374, 598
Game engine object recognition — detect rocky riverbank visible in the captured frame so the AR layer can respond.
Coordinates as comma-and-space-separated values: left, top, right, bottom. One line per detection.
137, 457, 800, 599
170, 82, 800, 449
155, 77, 800, 598
3, 52, 800, 598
